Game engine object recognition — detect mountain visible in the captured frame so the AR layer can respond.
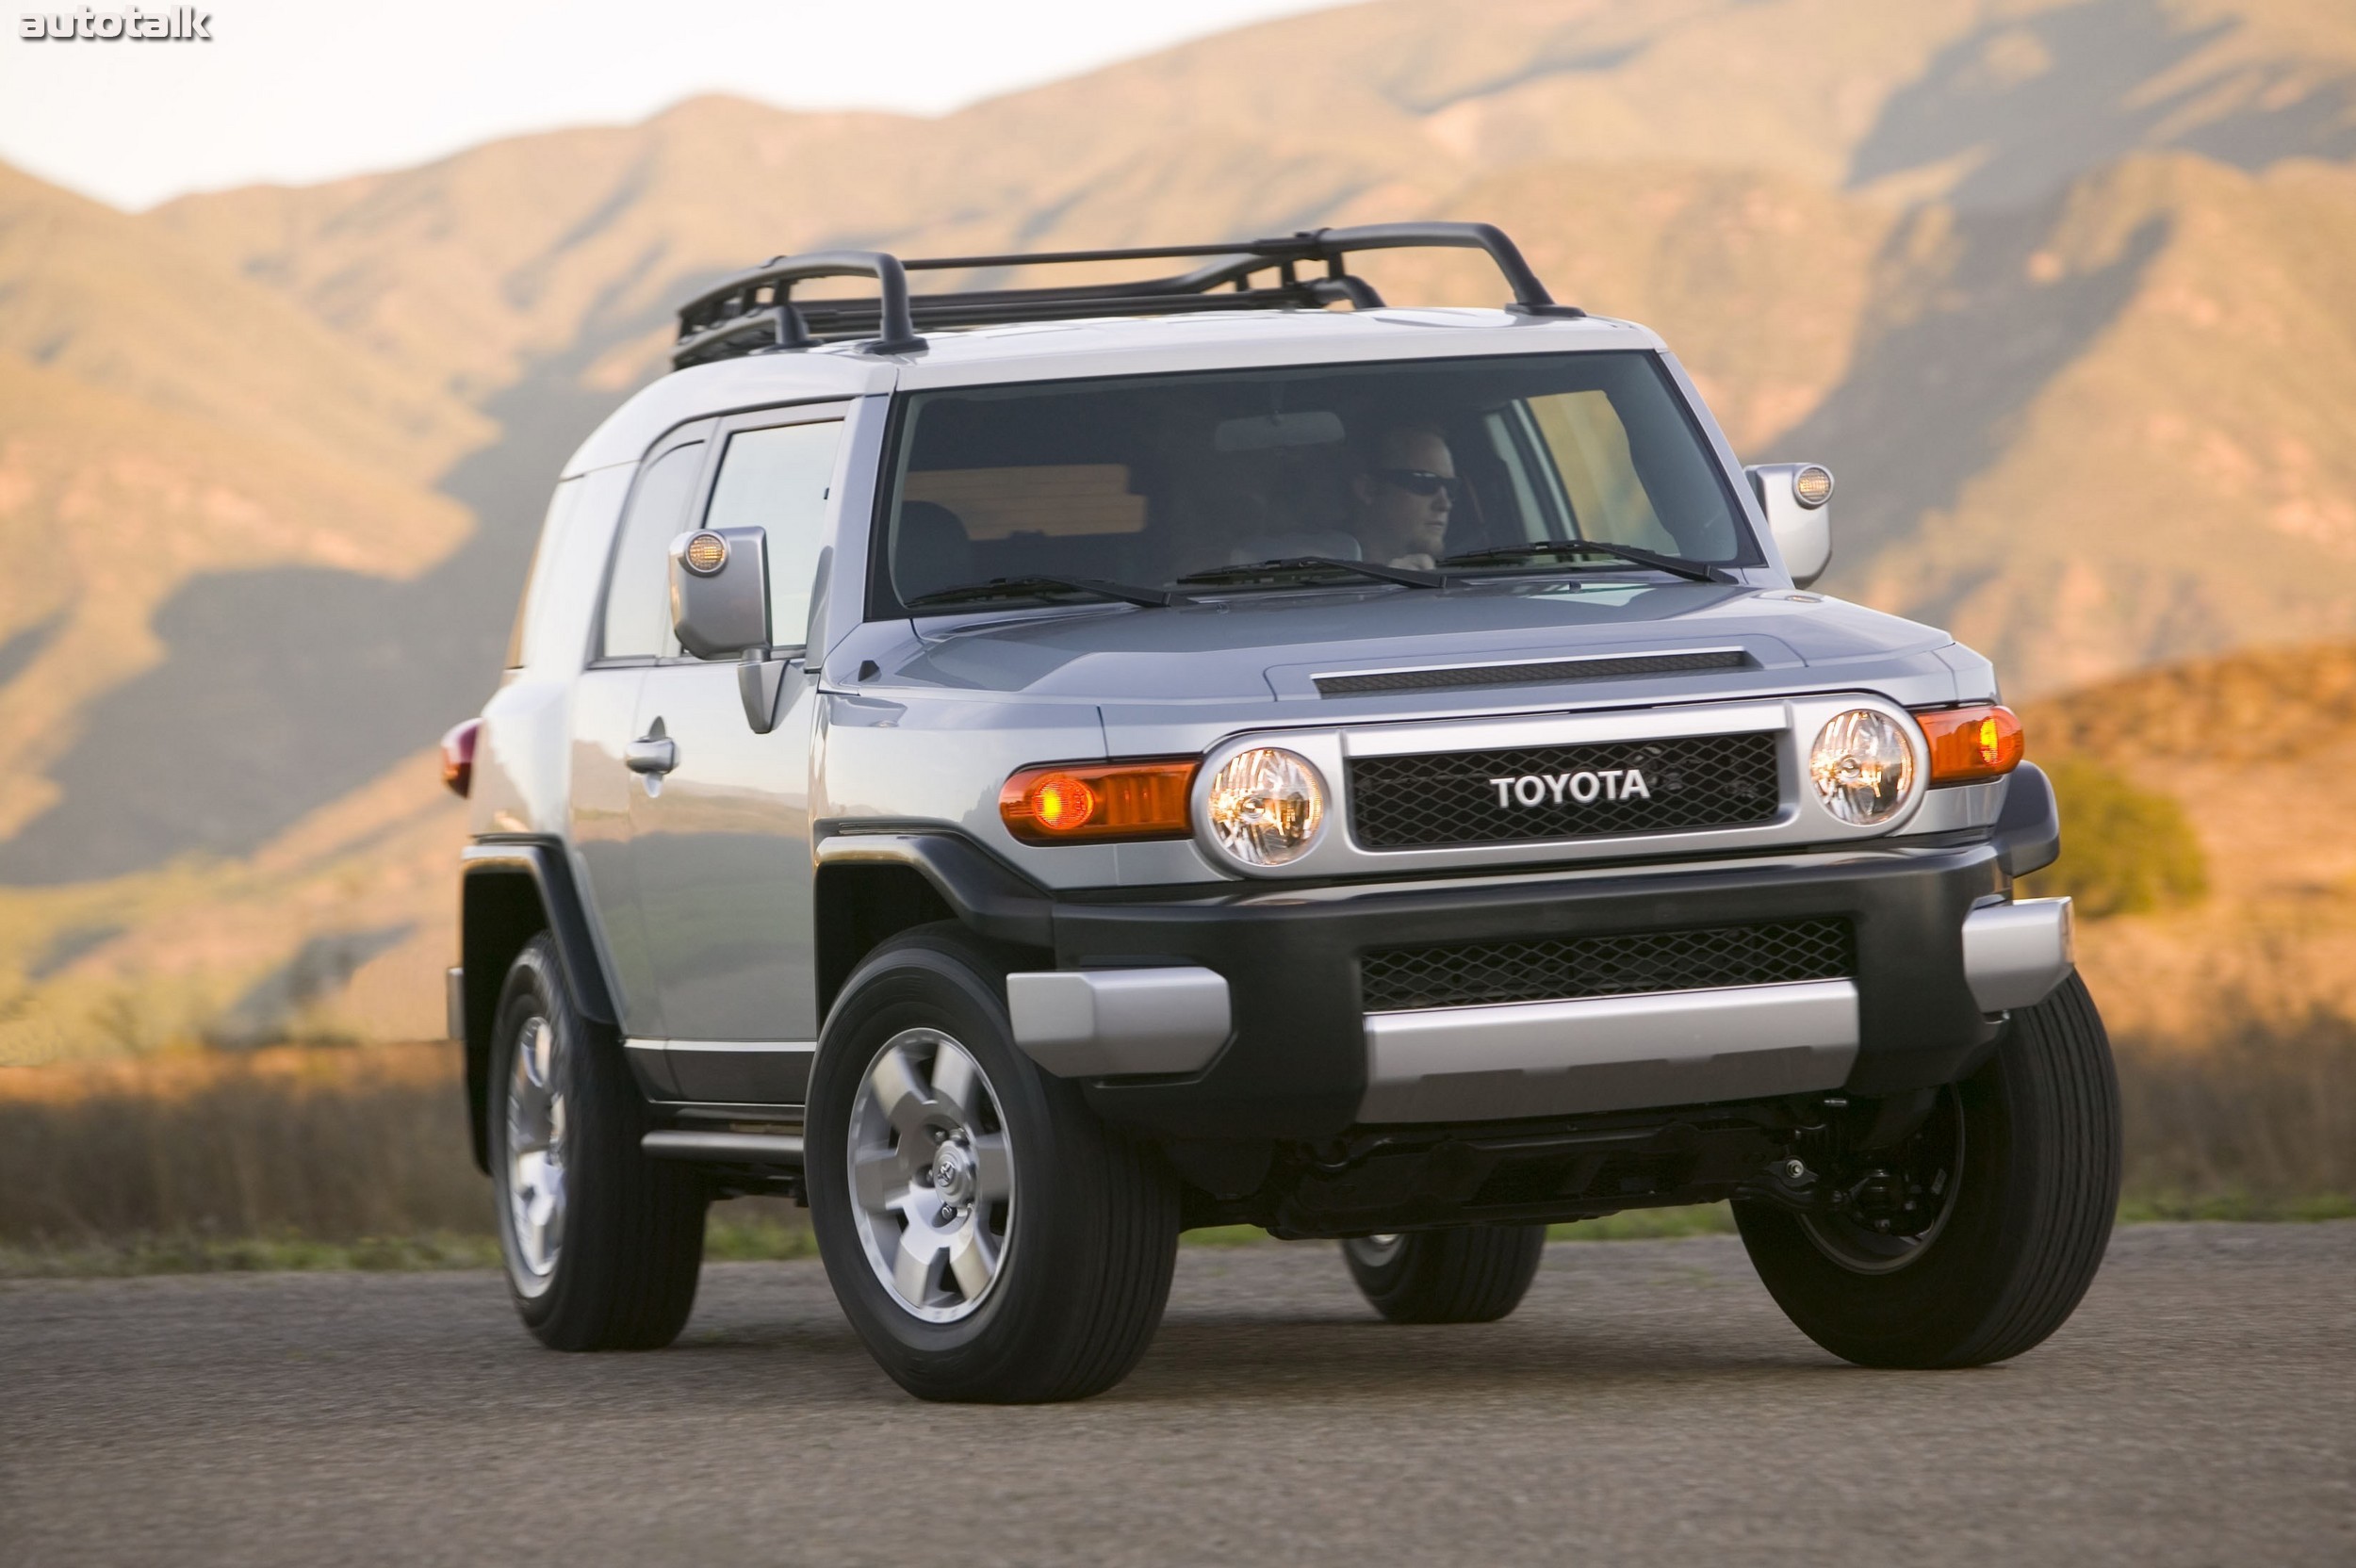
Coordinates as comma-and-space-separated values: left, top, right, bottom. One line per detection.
145, 0, 2356, 384
0, 163, 496, 883
5, 0, 2356, 1057
0, 162, 486, 482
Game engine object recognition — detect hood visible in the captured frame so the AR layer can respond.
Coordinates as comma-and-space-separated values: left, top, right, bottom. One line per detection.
886, 580, 1956, 707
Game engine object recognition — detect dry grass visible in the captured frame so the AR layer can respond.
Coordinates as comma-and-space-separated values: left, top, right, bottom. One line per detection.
0, 1043, 482, 1248
1, 1021, 2348, 1275
2113, 1010, 2356, 1219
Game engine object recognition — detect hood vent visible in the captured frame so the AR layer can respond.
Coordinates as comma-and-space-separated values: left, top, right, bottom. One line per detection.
1314, 647, 1751, 698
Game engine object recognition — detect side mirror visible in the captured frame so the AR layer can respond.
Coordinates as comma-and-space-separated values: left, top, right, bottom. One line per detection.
1744, 463, 1834, 589
670, 526, 770, 658
670, 527, 792, 733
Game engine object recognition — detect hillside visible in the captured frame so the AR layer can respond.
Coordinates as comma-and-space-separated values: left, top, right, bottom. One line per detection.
2031, 640, 2356, 1042
0, 749, 464, 1065
0, 164, 487, 482
0, 359, 473, 853
0, 165, 492, 881
4, 0, 2356, 1057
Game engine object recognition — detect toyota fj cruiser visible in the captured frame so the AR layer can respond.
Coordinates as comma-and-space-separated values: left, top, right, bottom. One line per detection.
443, 223, 2117, 1403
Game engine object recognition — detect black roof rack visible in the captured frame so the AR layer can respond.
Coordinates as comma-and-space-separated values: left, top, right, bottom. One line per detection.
671, 221, 1581, 369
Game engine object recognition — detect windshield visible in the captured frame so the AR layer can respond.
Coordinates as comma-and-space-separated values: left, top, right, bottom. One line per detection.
876, 351, 1752, 613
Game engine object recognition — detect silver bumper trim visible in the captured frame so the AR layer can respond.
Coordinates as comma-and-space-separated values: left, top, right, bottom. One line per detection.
1359, 979, 1859, 1123
1960, 896, 2075, 1012
1006, 967, 1233, 1077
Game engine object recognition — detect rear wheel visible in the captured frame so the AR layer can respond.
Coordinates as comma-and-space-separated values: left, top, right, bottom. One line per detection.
806, 927, 1180, 1403
1342, 1225, 1547, 1324
489, 935, 707, 1350
1736, 973, 2120, 1367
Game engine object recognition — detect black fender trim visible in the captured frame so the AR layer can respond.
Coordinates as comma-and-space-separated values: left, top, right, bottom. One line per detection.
811, 831, 1055, 949
462, 841, 617, 1022
458, 840, 618, 1170
1991, 761, 2061, 879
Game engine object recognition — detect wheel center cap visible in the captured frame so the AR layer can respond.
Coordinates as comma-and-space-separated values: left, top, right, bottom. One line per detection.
930, 1141, 977, 1205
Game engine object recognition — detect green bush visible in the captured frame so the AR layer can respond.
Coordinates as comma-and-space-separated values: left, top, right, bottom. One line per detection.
2024, 756, 2208, 918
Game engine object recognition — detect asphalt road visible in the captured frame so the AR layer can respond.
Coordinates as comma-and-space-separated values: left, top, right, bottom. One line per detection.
3, 1223, 2350, 1568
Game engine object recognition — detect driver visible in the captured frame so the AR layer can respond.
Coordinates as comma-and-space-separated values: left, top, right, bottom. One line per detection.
1220, 420, 1461, 571
1345, 423, 1458, 570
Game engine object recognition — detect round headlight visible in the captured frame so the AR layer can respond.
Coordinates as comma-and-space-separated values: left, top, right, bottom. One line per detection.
1809, 709, 1914, 825
1205, 747, 1325, 866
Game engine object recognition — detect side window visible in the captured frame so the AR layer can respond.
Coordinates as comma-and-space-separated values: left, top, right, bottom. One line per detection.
703, 419, 843, 653
506, 477, 581, 669
600, 442, 704, 660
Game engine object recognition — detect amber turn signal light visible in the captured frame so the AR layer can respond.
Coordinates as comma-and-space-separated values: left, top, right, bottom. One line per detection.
440, 718, 481, 798
1000, 759, 1198, 844
1912, 704, 2023, 786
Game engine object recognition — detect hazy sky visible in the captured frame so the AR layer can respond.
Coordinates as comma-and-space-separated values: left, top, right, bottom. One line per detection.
0, 0, 1350, 211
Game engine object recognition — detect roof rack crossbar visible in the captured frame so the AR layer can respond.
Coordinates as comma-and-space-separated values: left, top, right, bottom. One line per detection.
677, 249, 924, 365
671, 221, 1576, 368
1308, 222, 1570, 316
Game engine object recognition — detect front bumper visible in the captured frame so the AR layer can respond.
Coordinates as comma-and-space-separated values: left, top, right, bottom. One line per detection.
1356, 977, 1862, 1123
1027, 841, 2029, 1140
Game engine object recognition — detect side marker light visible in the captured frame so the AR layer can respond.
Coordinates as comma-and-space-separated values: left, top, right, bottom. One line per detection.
1001, 759, 1197, 844
1913, 704, 2025, 785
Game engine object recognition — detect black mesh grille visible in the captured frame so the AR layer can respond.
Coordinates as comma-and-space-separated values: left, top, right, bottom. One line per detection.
1348, 730, 1779, 849
1316, 649, 1749, 697
1361, 919, 1855, 1012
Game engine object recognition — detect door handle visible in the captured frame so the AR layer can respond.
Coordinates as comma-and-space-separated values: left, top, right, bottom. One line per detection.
625, 734, 678, 775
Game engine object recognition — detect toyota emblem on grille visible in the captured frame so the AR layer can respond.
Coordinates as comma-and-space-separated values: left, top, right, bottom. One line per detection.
1487, 769, 1652, 808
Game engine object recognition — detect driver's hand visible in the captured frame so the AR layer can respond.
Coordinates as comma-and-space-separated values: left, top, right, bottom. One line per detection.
1388, 553, 1438, 571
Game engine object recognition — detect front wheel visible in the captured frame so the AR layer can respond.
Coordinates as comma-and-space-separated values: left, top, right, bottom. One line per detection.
805, 927, 1180, 1403
1735, 973, 2120, 1368
1342, 1226, 1547, 1324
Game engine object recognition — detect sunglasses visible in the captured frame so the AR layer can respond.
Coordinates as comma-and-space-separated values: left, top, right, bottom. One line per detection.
1370, 467, 1464, 500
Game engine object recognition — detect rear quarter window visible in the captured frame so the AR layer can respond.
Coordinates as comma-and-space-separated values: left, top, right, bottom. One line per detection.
506, 477, 582, 669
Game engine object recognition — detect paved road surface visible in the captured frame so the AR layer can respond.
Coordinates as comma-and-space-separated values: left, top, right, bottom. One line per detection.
3, 1224, 2350, 1566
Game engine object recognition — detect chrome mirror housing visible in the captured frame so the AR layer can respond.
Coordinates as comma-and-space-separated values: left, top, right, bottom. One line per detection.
1744, 463, 1834, 589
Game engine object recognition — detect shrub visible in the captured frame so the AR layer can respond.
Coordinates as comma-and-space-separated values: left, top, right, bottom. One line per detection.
2023, 756, 2208, 918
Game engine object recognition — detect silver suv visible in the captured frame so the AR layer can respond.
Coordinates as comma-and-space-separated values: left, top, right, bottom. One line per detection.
442, 223, 2116, 1403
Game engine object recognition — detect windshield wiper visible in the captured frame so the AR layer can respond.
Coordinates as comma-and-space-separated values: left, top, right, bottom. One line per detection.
1437, 540, 1729, 584
1176, 556, 1446, 591
904, 574, 1192, 611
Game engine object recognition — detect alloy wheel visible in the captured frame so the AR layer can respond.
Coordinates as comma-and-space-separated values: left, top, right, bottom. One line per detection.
502, 1014, 570, 1292
846, 1028, 1016, 1323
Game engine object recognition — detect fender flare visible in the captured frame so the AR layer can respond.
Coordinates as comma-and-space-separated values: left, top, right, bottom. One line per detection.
458, 841, 618, 1168
812, 831, 1055, 948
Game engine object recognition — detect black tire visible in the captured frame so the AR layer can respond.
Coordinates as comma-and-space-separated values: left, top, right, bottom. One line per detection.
1342, 1225, 1547, 1324
805, 925, 1180, 1403
489, 934, 707, 1350
1735, 973, 2120, 1368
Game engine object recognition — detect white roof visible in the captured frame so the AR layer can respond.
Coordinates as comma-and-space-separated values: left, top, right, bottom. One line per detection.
565, 306, 1661, 476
